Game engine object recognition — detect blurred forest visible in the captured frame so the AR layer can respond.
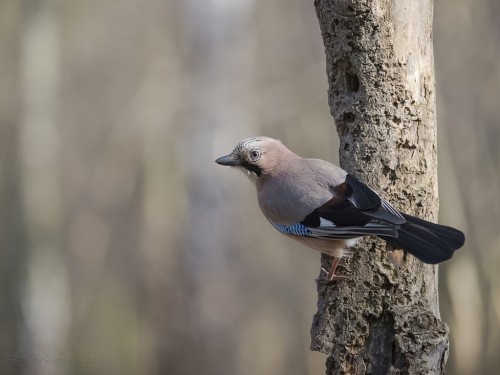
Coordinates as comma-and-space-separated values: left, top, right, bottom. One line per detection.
0, 0, 498, 374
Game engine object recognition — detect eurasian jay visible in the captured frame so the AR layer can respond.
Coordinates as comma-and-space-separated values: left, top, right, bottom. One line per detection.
216, 136, 465, 280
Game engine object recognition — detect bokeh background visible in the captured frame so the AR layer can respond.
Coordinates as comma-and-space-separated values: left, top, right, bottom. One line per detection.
0, 0, 498, 374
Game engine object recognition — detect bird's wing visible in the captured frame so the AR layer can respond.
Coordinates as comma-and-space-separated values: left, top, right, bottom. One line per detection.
293, 174, 405, 239
342, 174, 405, 223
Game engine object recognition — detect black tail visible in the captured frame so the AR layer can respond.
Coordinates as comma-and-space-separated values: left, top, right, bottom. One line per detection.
381, 213, 465, 264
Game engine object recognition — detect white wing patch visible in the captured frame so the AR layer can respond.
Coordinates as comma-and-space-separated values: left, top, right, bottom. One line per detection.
319, 217, 337, 228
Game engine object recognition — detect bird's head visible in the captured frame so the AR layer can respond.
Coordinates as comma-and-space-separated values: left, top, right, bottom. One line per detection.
215, 136, 290, 180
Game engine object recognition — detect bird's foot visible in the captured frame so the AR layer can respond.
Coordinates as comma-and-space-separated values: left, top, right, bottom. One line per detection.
320, 256, 350, 281
321, 267, 349, 281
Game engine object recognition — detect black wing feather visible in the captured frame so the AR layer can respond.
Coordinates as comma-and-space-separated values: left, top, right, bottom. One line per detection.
344, 174, 381, 210
345, 174, 405, 224
300, 174, 403, 238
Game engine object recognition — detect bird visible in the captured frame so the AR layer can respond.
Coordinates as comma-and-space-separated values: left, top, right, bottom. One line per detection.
215, 136, 465, 280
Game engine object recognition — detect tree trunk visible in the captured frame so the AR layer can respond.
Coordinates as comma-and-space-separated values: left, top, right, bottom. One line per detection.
311, 1, 449, 374
0, 2, 26, 373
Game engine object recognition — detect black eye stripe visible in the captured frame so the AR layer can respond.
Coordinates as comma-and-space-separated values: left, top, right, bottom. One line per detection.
242, 162, 262, 176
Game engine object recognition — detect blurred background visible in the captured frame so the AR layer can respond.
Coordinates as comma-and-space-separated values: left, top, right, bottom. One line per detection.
0, 0, 498, 374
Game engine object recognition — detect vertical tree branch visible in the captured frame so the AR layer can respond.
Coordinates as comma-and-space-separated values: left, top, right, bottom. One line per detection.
311, 1, 449, 374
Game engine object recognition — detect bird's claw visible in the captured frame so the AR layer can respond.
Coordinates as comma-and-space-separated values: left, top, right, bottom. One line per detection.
320, 257, 350, 281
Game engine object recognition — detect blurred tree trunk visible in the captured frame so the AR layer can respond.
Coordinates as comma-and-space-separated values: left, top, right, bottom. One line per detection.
311, 1, 449, 374
0, 2, 26, 373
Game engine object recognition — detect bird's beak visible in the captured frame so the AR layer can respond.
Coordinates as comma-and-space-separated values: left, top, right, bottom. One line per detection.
215, 153, 242, 166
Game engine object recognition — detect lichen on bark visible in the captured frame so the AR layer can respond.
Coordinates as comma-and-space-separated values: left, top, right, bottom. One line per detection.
311, 1, 449, 374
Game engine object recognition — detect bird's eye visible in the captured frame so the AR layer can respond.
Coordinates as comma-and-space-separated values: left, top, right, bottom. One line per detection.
249, 150, 261, 161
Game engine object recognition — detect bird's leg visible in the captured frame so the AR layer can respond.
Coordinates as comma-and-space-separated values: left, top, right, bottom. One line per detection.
321, 256, 349, 281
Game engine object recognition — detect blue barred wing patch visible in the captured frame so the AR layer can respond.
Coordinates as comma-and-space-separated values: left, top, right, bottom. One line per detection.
273, 222, 311, 236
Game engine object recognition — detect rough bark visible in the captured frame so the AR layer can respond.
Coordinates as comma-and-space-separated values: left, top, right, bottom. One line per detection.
311, 1, 448, 374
